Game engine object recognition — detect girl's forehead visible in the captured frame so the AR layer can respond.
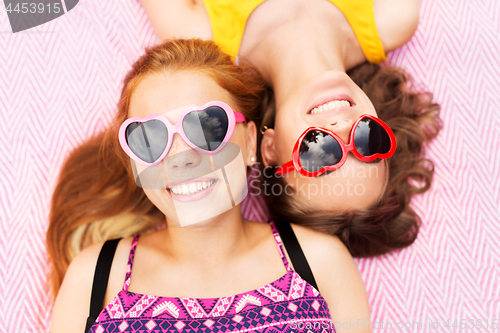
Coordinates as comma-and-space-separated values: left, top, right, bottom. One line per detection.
128, 71, 233, 119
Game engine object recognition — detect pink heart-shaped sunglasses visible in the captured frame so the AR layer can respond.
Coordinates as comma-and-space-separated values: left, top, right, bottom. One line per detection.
119, 101, 246, 167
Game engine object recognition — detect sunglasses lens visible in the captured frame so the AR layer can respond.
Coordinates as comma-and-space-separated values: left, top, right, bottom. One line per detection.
126, 120, 168, 163
299, 130, 343, 172
183, 106, 229, 151
354, 118, 391, 156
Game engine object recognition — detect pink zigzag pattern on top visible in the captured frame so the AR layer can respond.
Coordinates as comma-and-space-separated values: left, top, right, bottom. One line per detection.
151, 300, 180, 318
126, 295, 158, 318
208, 296, 235, 317
288, 273, 307, 300
1, 0, 499, 332
235, 294, 262, 313
180, 298, 208, 319
106, 297, 126, 320
257, 284, 288, 303
179, 296, 234, 318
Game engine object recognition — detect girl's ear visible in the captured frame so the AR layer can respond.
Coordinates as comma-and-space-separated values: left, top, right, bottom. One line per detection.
244, 121, 257, 166
260, 128, 278, 167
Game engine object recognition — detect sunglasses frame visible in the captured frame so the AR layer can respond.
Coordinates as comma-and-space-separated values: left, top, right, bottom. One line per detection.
118, 101, 246, 167
275, 114, 397, 177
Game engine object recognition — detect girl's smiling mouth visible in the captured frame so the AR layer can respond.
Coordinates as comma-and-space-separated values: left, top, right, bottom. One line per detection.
167, 177, 218, 202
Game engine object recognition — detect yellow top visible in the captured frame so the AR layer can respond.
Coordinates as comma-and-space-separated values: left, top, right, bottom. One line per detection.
202, 0, 387, 64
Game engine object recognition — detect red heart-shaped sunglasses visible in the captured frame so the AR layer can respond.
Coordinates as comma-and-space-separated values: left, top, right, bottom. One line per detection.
275, 114, 397, 177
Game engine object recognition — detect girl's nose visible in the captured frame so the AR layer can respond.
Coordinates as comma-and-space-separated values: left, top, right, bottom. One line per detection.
164, 134, 202, 170
323, 119, 354, 144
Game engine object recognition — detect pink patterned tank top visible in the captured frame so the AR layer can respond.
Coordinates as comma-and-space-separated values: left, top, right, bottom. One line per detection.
87, 221, 335, 332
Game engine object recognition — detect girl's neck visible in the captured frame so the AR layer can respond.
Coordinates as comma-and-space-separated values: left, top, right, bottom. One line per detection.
260, 34, 348, 109
238, 0, 365, 108
159, 205, 251, 265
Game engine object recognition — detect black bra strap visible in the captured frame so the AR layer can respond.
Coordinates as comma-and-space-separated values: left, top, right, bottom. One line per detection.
274, 221, 319, 291
84, 238, 122, 333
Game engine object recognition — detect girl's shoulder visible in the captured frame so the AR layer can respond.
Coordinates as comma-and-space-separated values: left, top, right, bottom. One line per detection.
50, 237, 134, 333
374, 0, 421, 52
287, 223, 357, 289
71, 236, 135, 301
61, 236, 134, 298
75, 236, 135, 281
75, 236, 134, 267
138, 0, 213, 42
289, 223, 350, 261
289, 223, 372, 331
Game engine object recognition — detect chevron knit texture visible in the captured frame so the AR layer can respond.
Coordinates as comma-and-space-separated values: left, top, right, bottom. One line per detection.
0, 0, 499, 332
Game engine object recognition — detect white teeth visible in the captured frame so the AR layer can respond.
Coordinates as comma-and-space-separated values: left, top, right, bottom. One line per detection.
169, 180, 215, 195
310, 99, 351, 114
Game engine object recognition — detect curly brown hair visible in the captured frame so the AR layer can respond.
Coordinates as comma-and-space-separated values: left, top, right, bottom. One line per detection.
259, 62, 442, 257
